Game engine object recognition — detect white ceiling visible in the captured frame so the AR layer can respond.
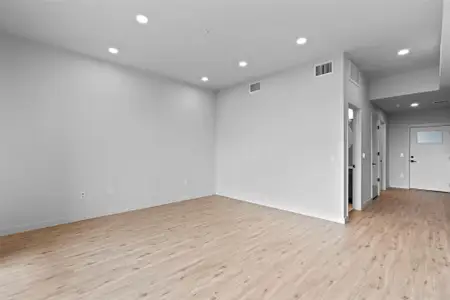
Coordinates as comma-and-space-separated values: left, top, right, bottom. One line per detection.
0, 0, 443, 90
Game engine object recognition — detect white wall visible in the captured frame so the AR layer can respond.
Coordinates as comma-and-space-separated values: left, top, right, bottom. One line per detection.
388, 125, 410, 189
388, 108, 450, 188
215, 54, 346, 223
440, 0, 450, 88
369, 67, 440, 100
0, 33, 216, 235
389, 108, 450, 125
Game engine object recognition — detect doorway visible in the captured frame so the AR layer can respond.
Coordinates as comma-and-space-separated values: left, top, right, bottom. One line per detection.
371, 112, 381, 199
409, 126, 450, 192
348, 107, 356, 212
347, 104, 362, 216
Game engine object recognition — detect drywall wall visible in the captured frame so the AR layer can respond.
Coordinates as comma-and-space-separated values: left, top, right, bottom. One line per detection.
215, 54, 346, 223
388, 125, 410, 188
388, 108, 450, 188
389, 108, 450, 125
369, 67, 440, 100
440, 0, 450, 88
0, 33, 216, 235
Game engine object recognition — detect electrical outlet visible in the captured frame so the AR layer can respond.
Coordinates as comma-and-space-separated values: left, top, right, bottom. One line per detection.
80, 192, 86, 199
184, 179, 189, 186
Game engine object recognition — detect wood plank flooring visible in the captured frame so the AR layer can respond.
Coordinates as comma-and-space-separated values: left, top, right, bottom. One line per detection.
1, 189, 449, 300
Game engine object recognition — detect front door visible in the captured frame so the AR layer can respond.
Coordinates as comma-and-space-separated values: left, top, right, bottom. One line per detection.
410, 126, 450, 192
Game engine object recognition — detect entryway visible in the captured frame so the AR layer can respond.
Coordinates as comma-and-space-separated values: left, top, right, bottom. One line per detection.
347, 104, 362, 216
410, 126, 450, 193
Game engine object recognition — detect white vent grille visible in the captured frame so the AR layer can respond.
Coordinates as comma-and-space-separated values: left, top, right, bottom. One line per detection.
315, 62, 333, 77
249, 82, 261, 94
433, 100, 449, 104
349, 61, 361, 86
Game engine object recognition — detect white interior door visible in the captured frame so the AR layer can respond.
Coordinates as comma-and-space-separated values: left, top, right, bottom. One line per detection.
410, 126, 450, 192
371, 114, 379, 198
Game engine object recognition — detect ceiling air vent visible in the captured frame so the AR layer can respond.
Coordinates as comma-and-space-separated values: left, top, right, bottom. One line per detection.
249, 82, 261, 94
433, 100, 449, 104
349, 61, 361, 86
315, 61, 333, 77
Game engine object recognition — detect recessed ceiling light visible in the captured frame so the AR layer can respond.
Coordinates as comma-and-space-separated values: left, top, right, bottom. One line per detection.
136, 14, 148, 24
108, 47, 119, 54
296, 37, 308, 45
239, 61, 248, 68
398, 48, 410, 56
410, 103, 419, 107
201, 77, 209, 82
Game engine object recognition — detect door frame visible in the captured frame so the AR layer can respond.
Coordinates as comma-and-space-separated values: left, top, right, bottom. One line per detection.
379, 121, 386, 191
380, 122, 387, 191
345, 104, 362, 216
371, 112, 380, 199
371, 113, 387, 198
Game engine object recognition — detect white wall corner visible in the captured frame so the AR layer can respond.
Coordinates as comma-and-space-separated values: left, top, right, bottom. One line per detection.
361, 198, 373, 210
216, 193, 346, 224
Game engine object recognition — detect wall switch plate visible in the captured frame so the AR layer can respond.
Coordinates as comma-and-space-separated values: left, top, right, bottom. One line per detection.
362, 153, 366, 159
400, 153, 404, 158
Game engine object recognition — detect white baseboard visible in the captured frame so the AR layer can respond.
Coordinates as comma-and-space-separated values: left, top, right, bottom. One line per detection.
388, 186, 410, 190
0, 194, 215, 237
216, 193, 346, 224
0, 218, 68, 237
2, 193, 344, 236
361, 198, 373, 210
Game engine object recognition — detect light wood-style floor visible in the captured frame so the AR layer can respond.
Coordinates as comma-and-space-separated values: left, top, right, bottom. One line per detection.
1, 189, 449, 300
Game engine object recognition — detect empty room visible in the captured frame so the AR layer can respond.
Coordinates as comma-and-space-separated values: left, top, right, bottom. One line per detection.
1, 0, 450, 299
